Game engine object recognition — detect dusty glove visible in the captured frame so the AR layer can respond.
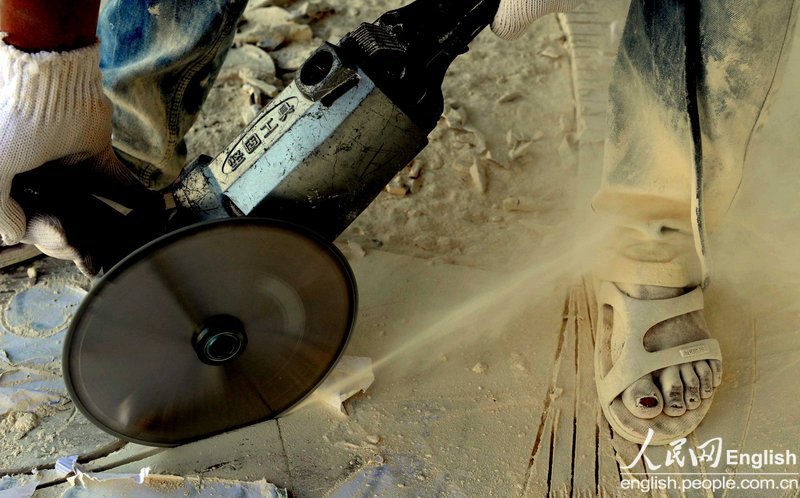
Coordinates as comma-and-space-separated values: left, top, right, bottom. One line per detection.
492, 0, 585, 40
0, 37, 159, 274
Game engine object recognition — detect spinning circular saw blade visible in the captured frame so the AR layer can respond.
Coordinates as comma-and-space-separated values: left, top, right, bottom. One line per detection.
63, 218, 357, 447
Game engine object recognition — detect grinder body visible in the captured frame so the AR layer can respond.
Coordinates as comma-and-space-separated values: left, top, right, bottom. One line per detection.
173, 51, 428, 240
172, 0, 500, 241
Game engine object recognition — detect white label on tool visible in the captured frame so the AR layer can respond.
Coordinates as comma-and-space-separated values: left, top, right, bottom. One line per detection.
208, 82, 314, 191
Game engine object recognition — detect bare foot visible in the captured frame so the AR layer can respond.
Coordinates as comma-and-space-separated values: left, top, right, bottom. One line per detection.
610, 284, 723, 419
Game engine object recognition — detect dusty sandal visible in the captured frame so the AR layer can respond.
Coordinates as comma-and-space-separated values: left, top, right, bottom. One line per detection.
594, 281, 722, 445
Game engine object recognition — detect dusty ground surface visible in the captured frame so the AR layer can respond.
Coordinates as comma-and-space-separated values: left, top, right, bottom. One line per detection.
2, 0, 800, 496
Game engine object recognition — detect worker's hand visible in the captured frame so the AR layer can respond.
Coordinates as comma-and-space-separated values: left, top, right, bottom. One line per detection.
492, 0, 585, 40
0, 38, 160, 275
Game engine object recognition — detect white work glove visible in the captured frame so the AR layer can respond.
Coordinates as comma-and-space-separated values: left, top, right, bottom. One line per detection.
0, 37, 159, 275
492, 0, 585, 40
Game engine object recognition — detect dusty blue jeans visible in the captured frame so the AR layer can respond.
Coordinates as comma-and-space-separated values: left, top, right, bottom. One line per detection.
594, 0, 798, 288
98, 0, 248, 189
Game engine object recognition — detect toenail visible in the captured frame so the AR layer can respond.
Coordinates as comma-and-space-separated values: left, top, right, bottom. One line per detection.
670, 404, 683, 409
639, 396, 659, 408
688, 398, 696, 403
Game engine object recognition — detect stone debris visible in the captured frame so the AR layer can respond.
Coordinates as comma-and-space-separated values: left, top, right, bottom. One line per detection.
505, 129, 535, 162
246, 0, 294, 10
469, 159, 487, 194
461, 125, 487, 154
312, 356, 375, 414
505, 128, 530, 149
406, 177, 422, 195
496, 91, 521, 104
294, 0, 335, 22
408, 160, 425, 179
471, 362, 488, 374
218, 44, 277, 84
334, 440, 368, 451
0, 411, 38, 439
549, 386, 564, 400
482, 151, 507, 170
244, 75, 281, 98
218, 34, 284, 126
539, 44, 566, 60
443, 102, 468, 128
385, 161, 428, 197
270, 38, 321, 70
241, 84, 265, 124
558, 134, 579, 170
505, 129, 515, 148
428, 121, 445, 141
235, 7, 313, 50
347, 241, 366, 259
385, 177, 409, 197
508, 141, 533, 162
502, 196, 539, 213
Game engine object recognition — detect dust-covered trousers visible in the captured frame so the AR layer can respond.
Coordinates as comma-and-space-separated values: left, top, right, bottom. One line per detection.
594, 0, 798, 288
98, 0, 798, 287
97, 0, 248, 189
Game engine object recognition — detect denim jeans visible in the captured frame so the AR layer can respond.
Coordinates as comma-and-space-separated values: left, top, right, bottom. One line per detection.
593, 0, 798, 288
98, 0, 248, 189
97, 0, 798, 286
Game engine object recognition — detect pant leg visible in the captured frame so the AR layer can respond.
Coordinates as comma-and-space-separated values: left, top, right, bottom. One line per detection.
98, 0, 249, 189
593, 0, 798, 288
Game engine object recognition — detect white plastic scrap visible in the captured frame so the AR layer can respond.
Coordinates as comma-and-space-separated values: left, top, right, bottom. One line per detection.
55, 455, 80, 475
57, 454, 150, 486
54, 455, 287, 497
0, 475, 40, 498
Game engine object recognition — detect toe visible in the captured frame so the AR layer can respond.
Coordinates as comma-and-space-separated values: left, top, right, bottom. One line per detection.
621, 375, 663, 419
694, 361, 714, 399
658, 366, 686, 416
680, 364, 701, 410
710, 360, 723, 387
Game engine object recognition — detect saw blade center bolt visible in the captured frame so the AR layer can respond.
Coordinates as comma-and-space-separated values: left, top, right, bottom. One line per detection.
192, 315, 248, 365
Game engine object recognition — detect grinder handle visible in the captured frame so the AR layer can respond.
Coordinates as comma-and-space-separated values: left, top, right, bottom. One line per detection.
10, 163, 166, 274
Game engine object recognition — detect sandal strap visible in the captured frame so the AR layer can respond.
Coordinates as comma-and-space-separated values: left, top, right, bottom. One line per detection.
605, 284, 705, 339
598, 338, 722, 407
596, 282, 721, 407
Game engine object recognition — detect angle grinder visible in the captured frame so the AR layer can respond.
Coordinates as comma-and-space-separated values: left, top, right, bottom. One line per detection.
11, 0, 501, 446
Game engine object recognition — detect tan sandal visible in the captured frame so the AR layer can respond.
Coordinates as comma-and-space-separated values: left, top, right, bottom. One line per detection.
595, 281, 722, 445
